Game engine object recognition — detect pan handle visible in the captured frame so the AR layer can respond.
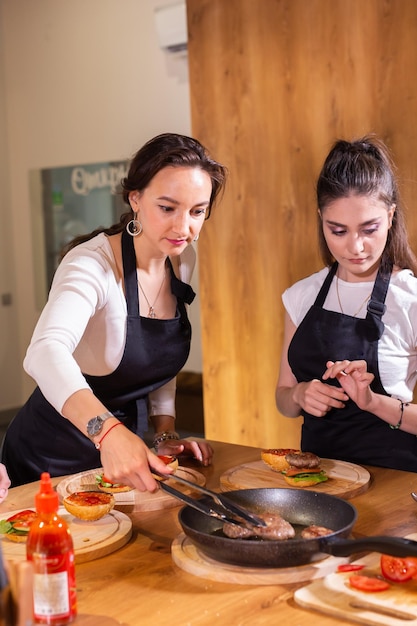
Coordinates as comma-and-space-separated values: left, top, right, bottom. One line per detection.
321, 535, 417, 558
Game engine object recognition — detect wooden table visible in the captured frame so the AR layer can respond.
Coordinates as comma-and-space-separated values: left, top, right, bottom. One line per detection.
2, 440, 417, 626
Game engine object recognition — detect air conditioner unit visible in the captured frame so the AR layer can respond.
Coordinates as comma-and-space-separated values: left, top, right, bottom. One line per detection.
154, 2, 188, 54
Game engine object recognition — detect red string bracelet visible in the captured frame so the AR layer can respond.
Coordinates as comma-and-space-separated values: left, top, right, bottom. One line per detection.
95, 422, 124, 450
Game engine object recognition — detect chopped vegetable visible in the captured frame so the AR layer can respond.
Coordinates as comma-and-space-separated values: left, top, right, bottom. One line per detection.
349, 574, 390, 592
95, 475, 123, 488
0, 520, 13, 535
404, 557, 417, 580
158, 455, 176, 464
282, 470, 328, 483
380, 554, 417, 583
0, 510, 37, 537
337, 563, 365, 573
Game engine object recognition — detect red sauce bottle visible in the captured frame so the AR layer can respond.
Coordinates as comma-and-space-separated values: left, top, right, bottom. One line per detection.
26, 472, 77, 625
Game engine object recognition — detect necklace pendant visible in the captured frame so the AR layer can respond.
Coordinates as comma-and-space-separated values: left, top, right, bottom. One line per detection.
148, 307, 156, 319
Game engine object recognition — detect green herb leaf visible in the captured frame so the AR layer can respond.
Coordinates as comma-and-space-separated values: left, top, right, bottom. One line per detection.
0, 520, 13, 535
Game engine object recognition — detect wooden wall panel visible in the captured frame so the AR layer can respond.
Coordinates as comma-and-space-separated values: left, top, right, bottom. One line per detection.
186, 0, 417, 448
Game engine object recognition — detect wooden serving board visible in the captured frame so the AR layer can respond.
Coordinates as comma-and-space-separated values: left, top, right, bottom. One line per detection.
294, 534, 417, 626
220, 459, 371, 499
57, 466, 206, 513
171, 533, 350, 585
0, 507, 132, 564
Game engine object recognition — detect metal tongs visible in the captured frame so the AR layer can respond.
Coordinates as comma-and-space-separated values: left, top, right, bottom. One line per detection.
154, 470, 267, 527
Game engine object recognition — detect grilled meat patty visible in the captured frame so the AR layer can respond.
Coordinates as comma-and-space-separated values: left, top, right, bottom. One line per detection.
223, 513, 295, 541
285, 452, 320, 469
300, 524, 334, 539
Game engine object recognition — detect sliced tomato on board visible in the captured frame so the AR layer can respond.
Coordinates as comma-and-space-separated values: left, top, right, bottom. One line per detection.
337, 563, 365, 573
349, 574, 390, 592
404, 557, 417, 580
380, 554, 417, 582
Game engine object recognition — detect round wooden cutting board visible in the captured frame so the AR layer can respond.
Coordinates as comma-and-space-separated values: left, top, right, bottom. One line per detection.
57, 466, 206, 513
171, 533, 349, 585
220, 459, 371, 499
0, 507, 132, 563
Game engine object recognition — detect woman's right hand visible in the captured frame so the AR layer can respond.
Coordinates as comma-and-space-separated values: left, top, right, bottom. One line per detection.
98, 424, 175, 492
276, 312, 349, 418
293, 379, 349, 417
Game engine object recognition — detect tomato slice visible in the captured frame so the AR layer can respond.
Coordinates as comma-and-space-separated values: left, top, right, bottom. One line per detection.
380, 554, 417, 582
285, 467, 323, 477
101, 476, 116, 485
404, 557, 417, 580
158, 455, 176, 465
98, 475, 125, 487
337, 563, 365, 573
7, 509, 37, 523
349, 574, 390, 592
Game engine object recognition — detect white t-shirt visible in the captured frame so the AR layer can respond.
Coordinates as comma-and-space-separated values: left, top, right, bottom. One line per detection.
24, 233, 196, 416
282, 267, 417, 401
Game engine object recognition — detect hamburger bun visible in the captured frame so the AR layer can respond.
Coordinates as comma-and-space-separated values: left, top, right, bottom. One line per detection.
5, 534, 29, 544
261, 449, 301, 472
63, 491, 115, 521
95, 473, 133, 494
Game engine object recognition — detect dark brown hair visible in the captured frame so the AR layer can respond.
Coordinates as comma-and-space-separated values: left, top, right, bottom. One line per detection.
61, 133, 227, 256
316, 135, 417, 275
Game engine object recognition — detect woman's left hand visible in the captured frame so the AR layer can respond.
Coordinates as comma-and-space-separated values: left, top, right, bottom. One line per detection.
322, 359, 375, 410
157, 439, 213, 466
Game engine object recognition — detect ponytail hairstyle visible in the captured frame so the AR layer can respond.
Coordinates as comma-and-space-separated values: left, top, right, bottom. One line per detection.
316, 135, 417, 275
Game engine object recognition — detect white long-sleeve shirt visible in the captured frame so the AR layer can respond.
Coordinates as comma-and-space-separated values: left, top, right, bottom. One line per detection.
24, 233, 196, 416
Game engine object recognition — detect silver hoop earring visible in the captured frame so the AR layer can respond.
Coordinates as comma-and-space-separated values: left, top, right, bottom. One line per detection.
193, 234, 199, 242
126, 218, 143, 236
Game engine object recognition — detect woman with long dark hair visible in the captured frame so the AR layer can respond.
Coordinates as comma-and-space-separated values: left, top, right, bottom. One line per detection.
2, 133, 227, 488
276, 135, 417, 471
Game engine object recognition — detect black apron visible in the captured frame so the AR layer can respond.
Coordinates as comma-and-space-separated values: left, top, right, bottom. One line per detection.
288, 262, 417, 472
2, 231, 195, 486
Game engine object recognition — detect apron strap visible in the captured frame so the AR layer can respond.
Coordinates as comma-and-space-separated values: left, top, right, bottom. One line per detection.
121, 231, 196, 316
314, 263, 338, 307
367, 264, 392, 318
122, 229, 140, 317
135, 397, 148, 439
314, 261, 392, 340
365, 263, 392, 339
314, 261, 392, 318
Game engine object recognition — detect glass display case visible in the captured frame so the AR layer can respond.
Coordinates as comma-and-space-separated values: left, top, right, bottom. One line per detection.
30, 160, 128, 300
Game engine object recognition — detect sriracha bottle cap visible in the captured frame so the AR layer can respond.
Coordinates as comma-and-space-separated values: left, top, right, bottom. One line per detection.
35, 472, 59, 514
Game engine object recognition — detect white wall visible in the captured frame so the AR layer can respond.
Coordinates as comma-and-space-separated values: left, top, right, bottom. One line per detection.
0, 4, 20, 410
0, 0, 202, 412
